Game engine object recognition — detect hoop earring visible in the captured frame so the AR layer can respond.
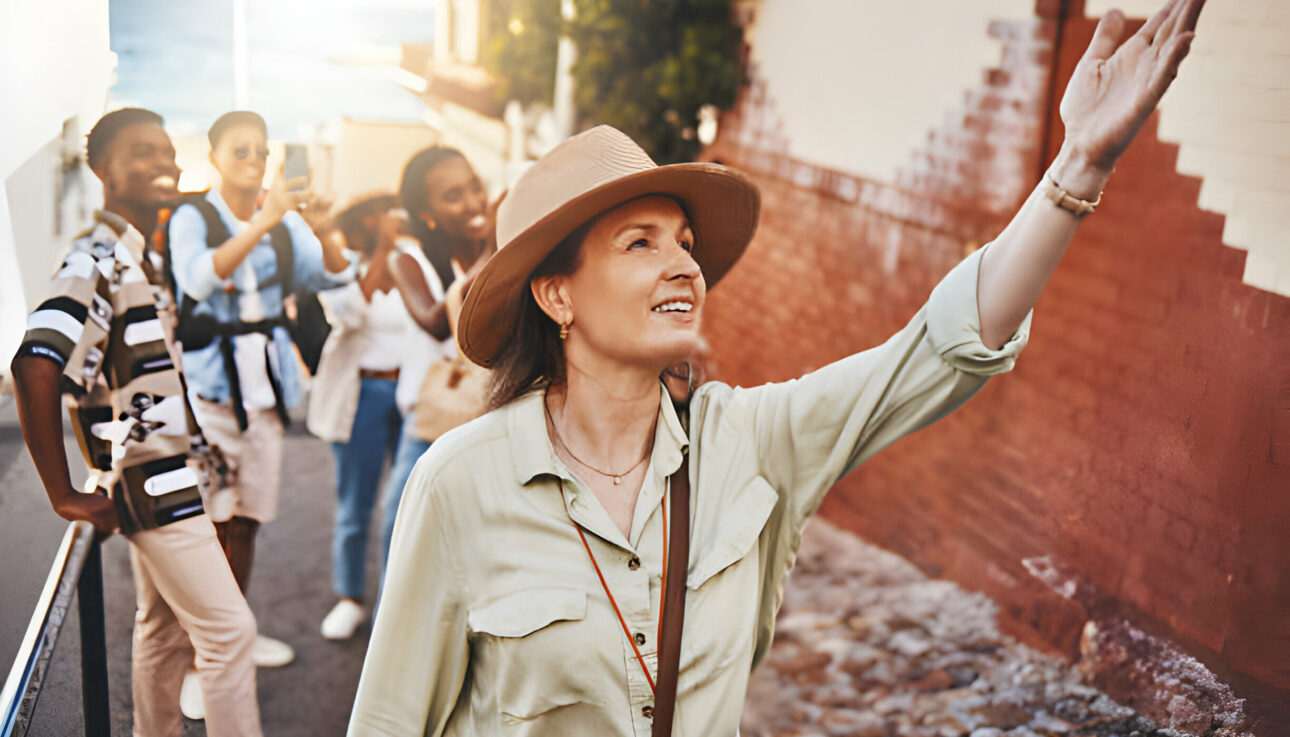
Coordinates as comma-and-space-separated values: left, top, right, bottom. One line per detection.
559, 322, 570, 340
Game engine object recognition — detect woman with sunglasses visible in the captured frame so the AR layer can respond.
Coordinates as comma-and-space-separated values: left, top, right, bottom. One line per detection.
349, 1, 1205, 734
168, 110, 355, 716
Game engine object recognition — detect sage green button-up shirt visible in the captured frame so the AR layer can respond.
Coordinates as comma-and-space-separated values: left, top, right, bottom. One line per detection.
348, 246, 1030, 736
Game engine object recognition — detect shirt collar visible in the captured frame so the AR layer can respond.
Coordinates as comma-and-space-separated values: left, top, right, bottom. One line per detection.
509, 383, 690, 487
92, 210, 147, 263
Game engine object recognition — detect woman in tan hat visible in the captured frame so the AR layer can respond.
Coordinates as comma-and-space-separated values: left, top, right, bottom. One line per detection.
349, 2, 1203, 734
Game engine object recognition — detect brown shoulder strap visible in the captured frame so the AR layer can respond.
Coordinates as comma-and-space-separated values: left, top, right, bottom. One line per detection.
653, 453, 690, 736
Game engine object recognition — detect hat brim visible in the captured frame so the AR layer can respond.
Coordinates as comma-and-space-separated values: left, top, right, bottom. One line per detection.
458, 162, 760, 368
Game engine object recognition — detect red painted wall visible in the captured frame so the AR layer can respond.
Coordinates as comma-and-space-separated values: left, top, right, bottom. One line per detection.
702, 1, 1289, 730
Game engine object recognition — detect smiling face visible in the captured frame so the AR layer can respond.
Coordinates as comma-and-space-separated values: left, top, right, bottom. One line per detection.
94, 121, 181, 208
421, 155, 490, 243
210, 122, 269, 192
535, 195, 706, 373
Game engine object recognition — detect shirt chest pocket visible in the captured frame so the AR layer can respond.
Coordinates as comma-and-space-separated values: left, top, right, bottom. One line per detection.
467, 587, 602, 724
681, 474, 780, 678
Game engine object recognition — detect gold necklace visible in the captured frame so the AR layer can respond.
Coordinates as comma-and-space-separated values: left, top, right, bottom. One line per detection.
545, 399, 652, 486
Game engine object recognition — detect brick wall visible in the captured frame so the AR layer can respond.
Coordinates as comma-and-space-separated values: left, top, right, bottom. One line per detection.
702, 0, 1289, 731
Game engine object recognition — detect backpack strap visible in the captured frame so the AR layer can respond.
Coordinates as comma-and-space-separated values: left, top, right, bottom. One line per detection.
170, 196, 296, 319
167, 195, 296, 432
258, 221, 295, 297
169, 194, 230, 328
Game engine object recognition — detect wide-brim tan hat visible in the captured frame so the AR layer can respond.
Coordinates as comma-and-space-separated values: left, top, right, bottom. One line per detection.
458, 125, 760, 367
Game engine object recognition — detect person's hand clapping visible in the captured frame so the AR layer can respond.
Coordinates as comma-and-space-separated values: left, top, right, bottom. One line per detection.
1053, 0, 1205, 197
375, 208, 410, 255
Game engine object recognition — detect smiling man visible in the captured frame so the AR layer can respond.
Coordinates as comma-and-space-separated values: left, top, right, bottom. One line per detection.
8, 108, 263, 737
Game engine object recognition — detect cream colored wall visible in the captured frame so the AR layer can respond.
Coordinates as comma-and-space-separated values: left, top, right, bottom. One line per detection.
432, 101, 510, 197
741, 0, 1035, 183
1086, 0, 1290, 297
1, 0, 114, 368
332, 118, 442, 206
434, 0, 483, 66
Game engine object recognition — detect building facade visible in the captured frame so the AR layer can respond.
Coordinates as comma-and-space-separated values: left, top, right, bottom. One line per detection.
701, 0, 1289, 731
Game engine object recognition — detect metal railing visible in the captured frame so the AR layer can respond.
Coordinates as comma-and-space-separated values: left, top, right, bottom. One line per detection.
0, 521, 110, 737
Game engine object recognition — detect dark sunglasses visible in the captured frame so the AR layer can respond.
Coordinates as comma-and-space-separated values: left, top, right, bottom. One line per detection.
233, 146, 270, 161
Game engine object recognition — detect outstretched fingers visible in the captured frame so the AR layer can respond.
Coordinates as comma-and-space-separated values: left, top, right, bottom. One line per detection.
1084, 8, 1127, 62
1153, 0, 1206, 50
1138, 0, 1181, 44
1150, 30, 1195, 99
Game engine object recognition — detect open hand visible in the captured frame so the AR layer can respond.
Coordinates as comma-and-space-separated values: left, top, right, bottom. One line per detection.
1059, 0, 1204, 180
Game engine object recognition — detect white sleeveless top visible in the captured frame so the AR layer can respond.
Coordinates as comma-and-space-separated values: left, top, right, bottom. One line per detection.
391, 239, 451, 415
358, 288, 411, 372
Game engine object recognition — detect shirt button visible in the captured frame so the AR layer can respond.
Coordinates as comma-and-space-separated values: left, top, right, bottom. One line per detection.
628, 556, 641, 570
642, 705, 654, 719
635, 632, 646, 646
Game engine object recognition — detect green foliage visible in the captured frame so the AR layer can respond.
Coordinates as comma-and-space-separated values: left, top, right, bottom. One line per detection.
482, 0, 743, 163
483, 0, 563, 106
570, 0, 742, 163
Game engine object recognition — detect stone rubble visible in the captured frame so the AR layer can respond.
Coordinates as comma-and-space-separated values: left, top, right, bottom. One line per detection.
739, 519, 1226, 737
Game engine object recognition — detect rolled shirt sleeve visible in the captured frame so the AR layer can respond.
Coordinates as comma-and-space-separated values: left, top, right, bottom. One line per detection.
15, 250, 106, 387
731, 243, 1031, 526
169, 206, 356, 304
348, 455, 469, 737
167, 203, 224, 303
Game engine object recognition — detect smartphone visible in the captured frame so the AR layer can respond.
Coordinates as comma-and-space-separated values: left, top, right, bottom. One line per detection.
283, 143, 309, 191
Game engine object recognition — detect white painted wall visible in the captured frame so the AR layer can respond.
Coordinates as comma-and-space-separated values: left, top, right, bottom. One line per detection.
1087, 0, 1290, 296
0, 0, 115, 371
741, 0, 1035, 183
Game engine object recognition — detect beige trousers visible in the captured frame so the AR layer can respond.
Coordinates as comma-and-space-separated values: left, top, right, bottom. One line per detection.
128, 515, 261, 737
188, 397, 285, 523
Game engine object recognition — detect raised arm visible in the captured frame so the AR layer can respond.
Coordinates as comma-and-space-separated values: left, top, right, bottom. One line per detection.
977, 0, 1204, 348
208, 175, 308, 280
389, 247, 451, 341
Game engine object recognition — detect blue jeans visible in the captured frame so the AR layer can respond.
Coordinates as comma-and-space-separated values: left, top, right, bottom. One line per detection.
330, 377, 404, 601
378, 415, 431, 576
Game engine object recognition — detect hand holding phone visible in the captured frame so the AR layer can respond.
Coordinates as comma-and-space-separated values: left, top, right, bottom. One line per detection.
283, 143, 309, 192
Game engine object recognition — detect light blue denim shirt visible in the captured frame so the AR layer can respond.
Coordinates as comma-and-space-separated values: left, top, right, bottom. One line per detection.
169, 189, 356, 408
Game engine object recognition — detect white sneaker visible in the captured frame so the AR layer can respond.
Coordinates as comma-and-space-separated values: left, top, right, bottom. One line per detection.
252, 634, 295, 667
179, 670, 204, 721
320, 599, 366, 641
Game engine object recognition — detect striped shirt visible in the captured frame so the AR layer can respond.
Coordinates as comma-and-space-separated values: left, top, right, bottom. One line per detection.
16, 211, 205, 534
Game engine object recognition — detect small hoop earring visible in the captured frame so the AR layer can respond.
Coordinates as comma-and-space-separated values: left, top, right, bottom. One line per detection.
559, 322, 570, 340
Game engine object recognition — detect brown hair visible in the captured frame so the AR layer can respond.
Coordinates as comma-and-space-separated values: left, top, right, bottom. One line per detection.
485, 194, 698, 411
485, 218, 596, 410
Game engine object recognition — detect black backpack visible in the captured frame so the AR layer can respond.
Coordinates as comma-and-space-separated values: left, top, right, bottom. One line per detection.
162, 193, 331, 375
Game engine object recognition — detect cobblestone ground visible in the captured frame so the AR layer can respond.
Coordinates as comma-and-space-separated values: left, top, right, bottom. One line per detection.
740, 520, 1188, 737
